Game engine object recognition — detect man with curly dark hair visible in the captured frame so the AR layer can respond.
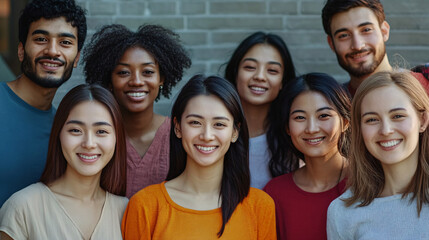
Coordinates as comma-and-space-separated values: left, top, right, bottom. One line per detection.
0, 0, 87, 206
83, 24, 191, 198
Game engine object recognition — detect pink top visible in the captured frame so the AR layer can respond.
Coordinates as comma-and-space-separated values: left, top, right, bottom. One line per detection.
126, 118, 171, 198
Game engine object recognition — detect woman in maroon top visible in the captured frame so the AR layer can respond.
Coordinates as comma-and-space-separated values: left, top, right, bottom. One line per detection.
264, 73, 351, 240
83, 24, 191, 198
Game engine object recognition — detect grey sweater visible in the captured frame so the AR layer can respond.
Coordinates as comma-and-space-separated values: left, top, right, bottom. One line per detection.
327, 189, 429, 240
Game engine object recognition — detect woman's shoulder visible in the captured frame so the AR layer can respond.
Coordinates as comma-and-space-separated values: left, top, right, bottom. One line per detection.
245, 187, 275, 208
263, 173, 293, 193
2, 183, 48, 207
129, 183, 166, 205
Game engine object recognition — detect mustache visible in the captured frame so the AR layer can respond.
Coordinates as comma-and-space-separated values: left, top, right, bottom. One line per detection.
346, 49, 372, 58
35, 56, 65, 65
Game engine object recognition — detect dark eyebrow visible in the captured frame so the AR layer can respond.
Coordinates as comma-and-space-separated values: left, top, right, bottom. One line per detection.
333, 22, 374, 37
65, 120, 112, 127
185, 114, 230, 121
32, 29, 76, 40
242, 58, 282, 67
117, 62, 156, 67
291, 106, 334, 115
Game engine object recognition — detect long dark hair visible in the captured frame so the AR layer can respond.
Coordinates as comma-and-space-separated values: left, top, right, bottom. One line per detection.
224, 32, 296, 177
267, 73, 351, 176
167, 75, 250, 237
40, 84, 127, 196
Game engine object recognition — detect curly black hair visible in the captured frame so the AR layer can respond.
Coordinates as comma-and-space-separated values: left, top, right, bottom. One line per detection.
83, 24, 191, 100
19, 0, 87, 51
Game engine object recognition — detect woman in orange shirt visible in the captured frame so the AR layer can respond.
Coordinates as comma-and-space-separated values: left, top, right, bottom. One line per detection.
121, 75, 276, 239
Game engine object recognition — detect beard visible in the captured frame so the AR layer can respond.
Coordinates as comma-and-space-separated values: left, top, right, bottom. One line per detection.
336, 44, 386, 78
21, 52, 76, 88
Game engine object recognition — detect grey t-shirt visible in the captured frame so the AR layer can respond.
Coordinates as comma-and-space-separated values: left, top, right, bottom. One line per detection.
327, 189, 429, 240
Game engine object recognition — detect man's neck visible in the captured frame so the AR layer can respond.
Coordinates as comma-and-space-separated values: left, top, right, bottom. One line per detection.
7, 74, 57, 111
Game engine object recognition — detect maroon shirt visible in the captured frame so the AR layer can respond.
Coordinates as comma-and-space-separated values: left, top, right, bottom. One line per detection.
264, 173, 347, 240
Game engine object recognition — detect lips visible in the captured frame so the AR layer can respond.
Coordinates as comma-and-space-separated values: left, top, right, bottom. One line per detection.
126, 91, 148, 101
379, 139, 401, 148
77, 153, 100, 163
303, 137, 325, 145
249, 85, 268, 94
195, 144, 218, 153
37, 57, 65, 71
347, 49, 372, 62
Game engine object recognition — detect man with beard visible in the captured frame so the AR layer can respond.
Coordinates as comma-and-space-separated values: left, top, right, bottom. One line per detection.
322, 0, 429, 97
0, 0, 86, 206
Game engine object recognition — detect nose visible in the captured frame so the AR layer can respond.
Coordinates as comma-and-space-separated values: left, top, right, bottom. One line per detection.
253, 67, 266, 82
379, 120, 394, 136
44, 41, 60, 57
351, 35, 365, 51
305, 117, 319, 134
200, 125, 215, 141
82, 133, 97, 149
128, 71, 144, 86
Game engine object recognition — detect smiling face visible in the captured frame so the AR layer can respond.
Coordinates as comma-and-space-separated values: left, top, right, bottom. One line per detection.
111, 47, 162, 114
328, 7, 390, 79
60, 101, 116, 178
174, 95, 238, 169
360, 85, 425, 168
235, 43, 284, 108
19, 17, 80, 88
288, 91, 345, 160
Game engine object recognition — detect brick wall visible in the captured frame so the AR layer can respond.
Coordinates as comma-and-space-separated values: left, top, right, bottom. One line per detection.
53, 0, 429, 114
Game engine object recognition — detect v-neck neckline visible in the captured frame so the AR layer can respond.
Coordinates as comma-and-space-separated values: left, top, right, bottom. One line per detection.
41, 183, 108, 240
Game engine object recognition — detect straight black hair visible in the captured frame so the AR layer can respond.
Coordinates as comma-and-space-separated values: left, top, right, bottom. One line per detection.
167, 74, 250, 237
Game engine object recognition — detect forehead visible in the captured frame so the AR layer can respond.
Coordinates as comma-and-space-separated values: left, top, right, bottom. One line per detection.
67, 101, 113, 123
242, 44, 283, 64
120, 47, 156, 63
361, 85, 415, 114
183, 95, 233, 119
330, 7, 379, 33
27, 17, 78, 39
291, 91, 333, 111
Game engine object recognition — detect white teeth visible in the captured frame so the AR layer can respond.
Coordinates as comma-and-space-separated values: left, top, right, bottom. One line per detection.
250, 86, 266, 92
380, 140, 400, 148
79, 154, 97, 160
127, 92, 147, 97
196, 145, 216, 151
306, 137, 323, 143
43, 63, 59, 67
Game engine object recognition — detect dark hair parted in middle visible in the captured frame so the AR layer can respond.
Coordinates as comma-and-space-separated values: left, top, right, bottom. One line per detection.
40, 84, 127, 196
168, 75, 250, 237
83, 24, 191, 100
224, 31, 296, 92
322, 0, 385, 36
267, 72, 351, 176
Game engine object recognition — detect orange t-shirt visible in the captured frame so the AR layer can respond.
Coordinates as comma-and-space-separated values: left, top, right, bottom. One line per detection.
121, 182, 276, 240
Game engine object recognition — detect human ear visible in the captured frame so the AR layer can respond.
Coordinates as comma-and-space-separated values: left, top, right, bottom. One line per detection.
419, 111, 429, 133
327, 35, 335, 52
18, 42, 24, 62
381, 21, 390, 42
231, 128, 239, 143
173, 117, 182, 138
73, 52, 81, 68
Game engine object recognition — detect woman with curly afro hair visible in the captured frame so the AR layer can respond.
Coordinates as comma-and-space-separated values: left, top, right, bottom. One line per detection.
83, 24, 191, 198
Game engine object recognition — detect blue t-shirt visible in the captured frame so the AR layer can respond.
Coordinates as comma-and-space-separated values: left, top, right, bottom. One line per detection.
0, 82, 56, 207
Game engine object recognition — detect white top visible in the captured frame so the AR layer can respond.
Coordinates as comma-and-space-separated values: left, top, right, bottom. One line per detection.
0, 183, 128, 240
249, 133, 272, 189
327, 189, 429, 240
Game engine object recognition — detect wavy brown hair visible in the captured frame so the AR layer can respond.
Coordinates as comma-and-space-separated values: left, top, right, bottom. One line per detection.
345, 71, 429, 215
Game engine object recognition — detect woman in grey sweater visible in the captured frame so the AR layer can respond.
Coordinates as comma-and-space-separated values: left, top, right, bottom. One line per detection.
327, 71, 429, 239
